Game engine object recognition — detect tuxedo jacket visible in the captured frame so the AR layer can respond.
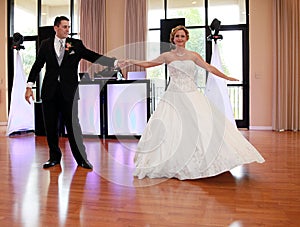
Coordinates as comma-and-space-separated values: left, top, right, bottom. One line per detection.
27, 37, 115, 101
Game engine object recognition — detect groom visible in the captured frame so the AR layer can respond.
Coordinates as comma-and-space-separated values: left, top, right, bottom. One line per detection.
25, 16, 120, 169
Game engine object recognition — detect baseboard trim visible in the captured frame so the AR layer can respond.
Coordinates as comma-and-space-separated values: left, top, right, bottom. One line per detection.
249, 126, 272, 130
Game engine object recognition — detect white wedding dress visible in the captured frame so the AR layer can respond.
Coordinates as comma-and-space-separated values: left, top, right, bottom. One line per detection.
133, 60, 265, 180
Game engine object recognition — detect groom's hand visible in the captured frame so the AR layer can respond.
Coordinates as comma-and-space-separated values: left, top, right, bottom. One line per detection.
25, 87, 35, 104
117, 59, 126, 68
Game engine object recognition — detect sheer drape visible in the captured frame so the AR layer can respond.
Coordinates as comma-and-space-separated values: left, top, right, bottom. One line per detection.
124, 0, 147, 76
273, 0, 300, 131
79, 0, 107, 77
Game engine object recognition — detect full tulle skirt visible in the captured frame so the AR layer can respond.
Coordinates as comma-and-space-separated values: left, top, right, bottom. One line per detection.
133, 89, 265, 180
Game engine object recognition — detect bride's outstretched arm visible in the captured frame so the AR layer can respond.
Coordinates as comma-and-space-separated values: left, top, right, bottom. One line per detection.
192, 52, 239, 81
127, 54, 165, 68
127, 59, 162, 68
208, 64, 239, 81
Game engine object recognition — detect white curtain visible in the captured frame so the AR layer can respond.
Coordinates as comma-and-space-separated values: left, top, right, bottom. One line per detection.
7, 51, 34, 136
205, 43, 236, 126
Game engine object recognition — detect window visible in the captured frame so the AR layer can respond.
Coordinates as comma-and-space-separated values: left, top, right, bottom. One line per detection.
13, 0, 38, 36
167, 0, 205, 26
208, 0, 246, 25
41, 0, 70, 26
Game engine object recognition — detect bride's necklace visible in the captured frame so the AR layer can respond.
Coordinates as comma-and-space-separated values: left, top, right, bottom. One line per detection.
175, 51, 186, 57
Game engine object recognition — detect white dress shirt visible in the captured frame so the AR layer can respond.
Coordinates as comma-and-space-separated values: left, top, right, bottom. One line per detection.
54, 36, 66, 57
27, 36, 66, 88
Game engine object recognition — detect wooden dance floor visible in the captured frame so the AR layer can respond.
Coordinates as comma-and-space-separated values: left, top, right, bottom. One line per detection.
0, 126, 299, 226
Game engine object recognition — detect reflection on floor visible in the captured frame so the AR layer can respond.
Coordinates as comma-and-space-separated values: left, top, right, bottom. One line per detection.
0, 129, 299, 226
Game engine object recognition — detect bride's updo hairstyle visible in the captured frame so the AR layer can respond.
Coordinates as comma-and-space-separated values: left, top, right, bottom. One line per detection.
169, 25, 189, 44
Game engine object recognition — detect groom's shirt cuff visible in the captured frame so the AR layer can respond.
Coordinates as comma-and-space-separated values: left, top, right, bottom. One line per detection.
114, 60, 118, 68
26, 82, 34, 88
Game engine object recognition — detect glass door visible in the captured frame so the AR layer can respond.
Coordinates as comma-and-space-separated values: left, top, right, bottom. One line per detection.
211, 28, 249, 128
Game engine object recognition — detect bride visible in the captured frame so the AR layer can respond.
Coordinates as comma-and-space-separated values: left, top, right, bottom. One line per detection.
127, 25, 265, 180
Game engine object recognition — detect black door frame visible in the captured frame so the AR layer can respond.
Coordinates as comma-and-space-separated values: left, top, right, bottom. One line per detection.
206, 25, 249, 128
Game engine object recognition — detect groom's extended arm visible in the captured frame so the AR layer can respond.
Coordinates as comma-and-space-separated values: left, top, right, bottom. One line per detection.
76, 39, 117, 67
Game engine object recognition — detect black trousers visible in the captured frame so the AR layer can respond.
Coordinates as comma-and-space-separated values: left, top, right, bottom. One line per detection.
42, 84, 87, 164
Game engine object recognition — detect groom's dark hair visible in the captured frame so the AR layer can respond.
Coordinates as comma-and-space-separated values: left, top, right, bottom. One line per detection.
54, 16, 69, 26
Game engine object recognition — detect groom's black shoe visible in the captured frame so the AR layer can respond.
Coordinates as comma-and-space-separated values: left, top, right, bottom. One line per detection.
78, 160, 93, 169
43, 160, 60, 169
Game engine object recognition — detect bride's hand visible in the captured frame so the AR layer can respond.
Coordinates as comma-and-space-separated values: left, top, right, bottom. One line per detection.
125, 59, 132, 64
227, 76, 239, 81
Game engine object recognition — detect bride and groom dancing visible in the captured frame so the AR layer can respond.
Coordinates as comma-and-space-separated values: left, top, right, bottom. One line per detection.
25, 15, 264, 179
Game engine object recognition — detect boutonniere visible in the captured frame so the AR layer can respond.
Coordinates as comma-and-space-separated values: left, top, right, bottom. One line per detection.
65, 42, 75, 54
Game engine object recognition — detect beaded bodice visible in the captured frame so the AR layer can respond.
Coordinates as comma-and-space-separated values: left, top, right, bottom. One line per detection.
167, 60, 198, 92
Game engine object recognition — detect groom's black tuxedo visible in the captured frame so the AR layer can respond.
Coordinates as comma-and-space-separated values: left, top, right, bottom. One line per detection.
28, 36, 115, 165
28, 37, 114, 101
